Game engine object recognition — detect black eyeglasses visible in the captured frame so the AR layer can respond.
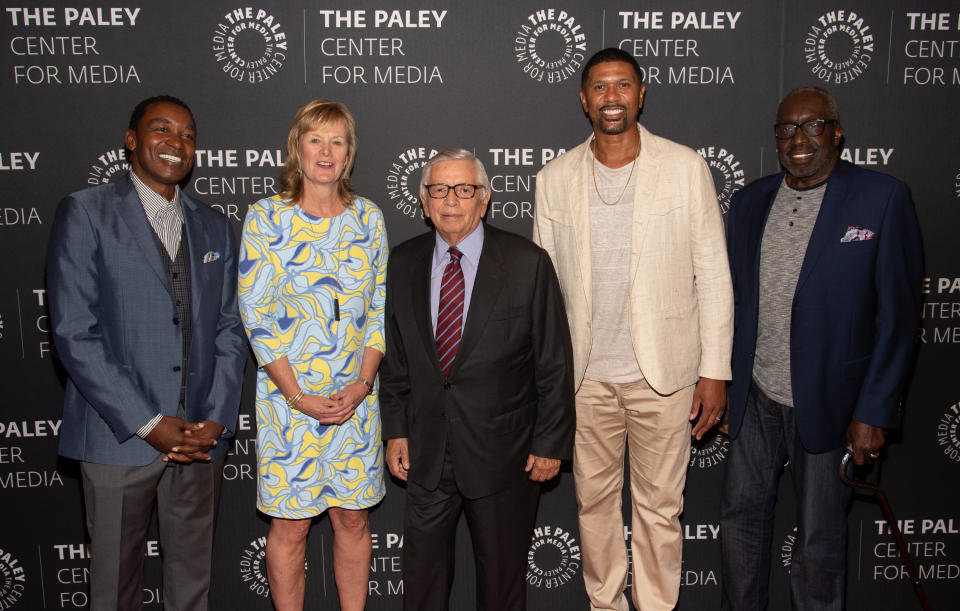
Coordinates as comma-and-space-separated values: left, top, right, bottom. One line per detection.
425, 183, 483, 199
773, 119, 837, 139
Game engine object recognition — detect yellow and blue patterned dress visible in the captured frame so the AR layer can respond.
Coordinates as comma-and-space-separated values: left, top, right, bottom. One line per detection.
238, 194, 386, 518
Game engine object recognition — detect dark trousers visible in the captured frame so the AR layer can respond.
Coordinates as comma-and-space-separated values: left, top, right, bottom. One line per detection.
81, 455, 225, 611
720, 382, 852, 611
402, 454, 540, 611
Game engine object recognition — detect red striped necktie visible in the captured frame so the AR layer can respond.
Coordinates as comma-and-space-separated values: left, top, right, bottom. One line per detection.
436, 247, 465, 376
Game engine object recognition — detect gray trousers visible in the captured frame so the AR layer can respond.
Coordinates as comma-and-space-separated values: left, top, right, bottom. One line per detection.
81, 455, 225, 611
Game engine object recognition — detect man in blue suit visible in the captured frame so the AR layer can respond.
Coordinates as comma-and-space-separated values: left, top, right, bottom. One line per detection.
47, 96, 247, 611
720, 86, 923, 610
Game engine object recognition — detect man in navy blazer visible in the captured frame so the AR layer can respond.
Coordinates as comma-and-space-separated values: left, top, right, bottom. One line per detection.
720, 87, 923, 610
47, 96, 246, 611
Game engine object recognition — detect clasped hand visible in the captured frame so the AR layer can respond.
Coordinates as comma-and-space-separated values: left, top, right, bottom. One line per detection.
293, 381, 366, 425
145, 416, 223, 464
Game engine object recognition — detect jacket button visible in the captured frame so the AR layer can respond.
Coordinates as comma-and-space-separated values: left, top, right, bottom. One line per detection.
172, 317, 180, 325
172, 365, 181, 372
443, 382, 451, 390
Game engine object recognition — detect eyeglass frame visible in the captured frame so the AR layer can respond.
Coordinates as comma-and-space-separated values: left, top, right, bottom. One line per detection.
773, 118, 838, 140
425, 183, 484, 199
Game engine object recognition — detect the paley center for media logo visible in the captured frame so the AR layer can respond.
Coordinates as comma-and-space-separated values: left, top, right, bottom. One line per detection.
212, 7, 288, 83
0, 546, 25, 608
526, 524, 581, 589
239, 535, 308, 599
385, 147, 437, 220
87, 148, 129, 185
690, 432, 730, 469
779, 526, 798, 573
937, 401, 960, 463
803, 9, 874, 84
697, 146, 745, 215
515, 9, 587, 84
239, 536, 270, 598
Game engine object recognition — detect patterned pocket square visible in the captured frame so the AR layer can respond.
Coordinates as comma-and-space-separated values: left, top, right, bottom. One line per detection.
203, 251, 221, 263
840, 226, 874, 243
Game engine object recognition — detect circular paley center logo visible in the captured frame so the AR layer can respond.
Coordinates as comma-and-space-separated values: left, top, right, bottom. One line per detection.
239, 537, 270, 598
0, 547, 25, 608
689, 433, 730, 469
802, 10, 875, 84
385, 147, 436, 220
87, 148, 129, 186
779, 526, 798, 573
526, 525, 581, 589
698, 146, 745, 215
936, 402, 960, 463
514, 9, 587, 84
239, 536, 307, 598
212, 8, 288, 83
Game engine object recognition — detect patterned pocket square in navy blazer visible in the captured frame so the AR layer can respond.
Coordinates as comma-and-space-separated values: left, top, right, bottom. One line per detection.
202, 251, 221, 263
840, 226, 874, 243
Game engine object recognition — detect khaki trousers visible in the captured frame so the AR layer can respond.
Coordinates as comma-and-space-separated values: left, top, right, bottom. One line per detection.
574, 378, 693, 611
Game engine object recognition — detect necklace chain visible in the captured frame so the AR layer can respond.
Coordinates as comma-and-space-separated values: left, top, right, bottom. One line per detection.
591, 138, 640, 206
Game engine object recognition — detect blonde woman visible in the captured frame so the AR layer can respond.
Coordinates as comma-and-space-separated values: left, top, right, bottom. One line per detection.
238, 99, 386, 611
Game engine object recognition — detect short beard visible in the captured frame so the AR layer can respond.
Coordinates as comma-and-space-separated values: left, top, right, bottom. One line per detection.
598, 119, 630, 135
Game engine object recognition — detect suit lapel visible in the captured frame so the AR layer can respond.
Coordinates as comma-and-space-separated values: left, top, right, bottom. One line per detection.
570, 137, 593, 317
795, 165, 849, 294
181, 193, 209, 324
115, 175, 171, 293
630, 125, 660, 288
410, 237, 441, 370
449, 226, 504, 377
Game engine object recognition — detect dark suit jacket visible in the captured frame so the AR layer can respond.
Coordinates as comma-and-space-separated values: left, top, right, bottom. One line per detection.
380, 224, 575, 498
47, 174, 247, 466
727, 160, 923, 453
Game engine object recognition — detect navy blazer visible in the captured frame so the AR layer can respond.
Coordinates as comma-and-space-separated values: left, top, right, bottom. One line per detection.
47, 175, 247, 466
726, 160, 923, 453
379, 224, 575, 498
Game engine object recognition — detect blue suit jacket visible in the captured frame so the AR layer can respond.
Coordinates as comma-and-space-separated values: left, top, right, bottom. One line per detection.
47, 174, 247, 466
726, 160, 923, 453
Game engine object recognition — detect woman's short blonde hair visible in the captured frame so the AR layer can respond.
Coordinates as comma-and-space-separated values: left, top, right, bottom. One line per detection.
279, 99, 357, 205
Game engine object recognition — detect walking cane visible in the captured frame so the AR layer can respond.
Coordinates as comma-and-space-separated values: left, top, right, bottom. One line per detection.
839, 450, 933, 610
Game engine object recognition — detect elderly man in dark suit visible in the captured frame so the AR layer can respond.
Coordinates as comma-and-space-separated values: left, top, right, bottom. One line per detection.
380, 148, 575, 611
47, 95, 247, 611
720, 86, 923, 610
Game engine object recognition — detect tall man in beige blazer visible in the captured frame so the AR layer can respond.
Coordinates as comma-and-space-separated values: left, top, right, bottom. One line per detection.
533, 48, 733, 611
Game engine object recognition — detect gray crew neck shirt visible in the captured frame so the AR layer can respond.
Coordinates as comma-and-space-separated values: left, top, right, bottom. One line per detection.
752, 178, 828, 406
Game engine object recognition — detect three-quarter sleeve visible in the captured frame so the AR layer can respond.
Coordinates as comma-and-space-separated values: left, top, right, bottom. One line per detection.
238, 199, 289, 366
363, 205, 388, 355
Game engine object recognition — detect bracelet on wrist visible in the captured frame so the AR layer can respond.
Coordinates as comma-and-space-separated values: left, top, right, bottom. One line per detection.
357, 375, 374, 395
286, 389, 305, 408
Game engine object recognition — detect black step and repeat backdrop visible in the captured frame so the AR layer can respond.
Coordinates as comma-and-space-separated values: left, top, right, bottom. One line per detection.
1, 1, 958, 609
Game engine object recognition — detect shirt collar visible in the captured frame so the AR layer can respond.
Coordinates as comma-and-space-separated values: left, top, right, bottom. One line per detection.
129, 170, 183, 222
432, 222, 484, 270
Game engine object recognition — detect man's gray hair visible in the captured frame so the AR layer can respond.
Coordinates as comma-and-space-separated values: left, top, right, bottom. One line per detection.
780, 86, 840, 121
419, 148, 491, 200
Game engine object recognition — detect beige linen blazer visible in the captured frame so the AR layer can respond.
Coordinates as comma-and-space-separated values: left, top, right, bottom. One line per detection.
533, 124, 733, 395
